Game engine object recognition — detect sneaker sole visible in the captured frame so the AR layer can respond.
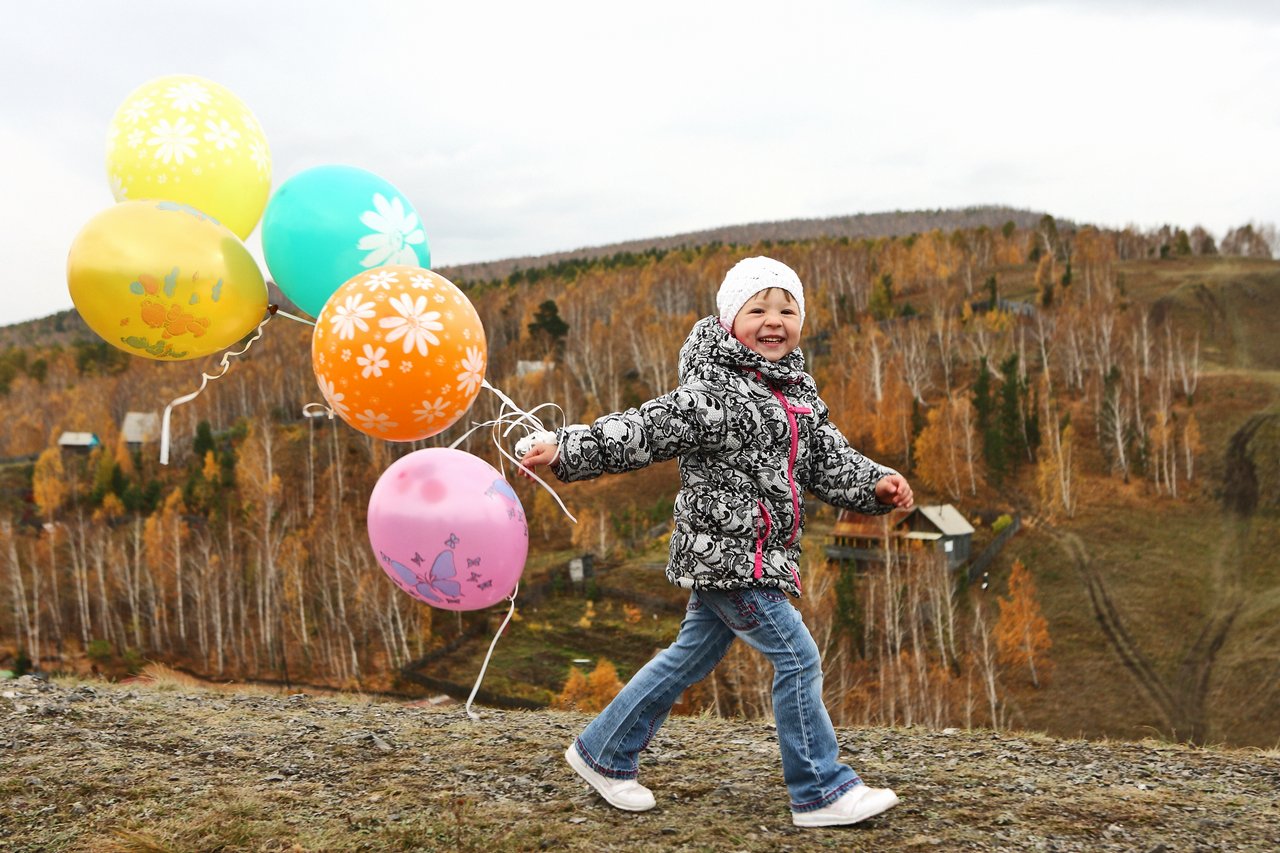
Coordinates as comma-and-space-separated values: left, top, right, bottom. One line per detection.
791, 791, 900, 827
564, 746, 655, 812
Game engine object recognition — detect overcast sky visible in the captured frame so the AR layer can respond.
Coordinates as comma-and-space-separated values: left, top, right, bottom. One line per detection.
4, 0, 1278, 324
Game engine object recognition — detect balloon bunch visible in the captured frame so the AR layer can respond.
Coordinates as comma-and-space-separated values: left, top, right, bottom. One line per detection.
71, 76, 272, 361
66, 75, 554, 714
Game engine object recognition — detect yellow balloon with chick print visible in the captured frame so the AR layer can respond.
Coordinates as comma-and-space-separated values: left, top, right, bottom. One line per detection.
67, 200, 268, 361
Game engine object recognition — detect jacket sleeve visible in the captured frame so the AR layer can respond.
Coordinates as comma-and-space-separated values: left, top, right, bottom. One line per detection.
550, 381, 729, 482
805, 396, 897, 515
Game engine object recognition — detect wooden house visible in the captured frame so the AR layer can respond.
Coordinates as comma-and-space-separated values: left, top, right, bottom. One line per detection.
57, 432, 100, 454
825, 504, 975, 571
516, 360, 556, 378
121, 412, 160, 449
902, 504, 975, 567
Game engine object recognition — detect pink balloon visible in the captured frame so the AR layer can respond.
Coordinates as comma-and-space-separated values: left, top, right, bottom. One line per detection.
367, 448, 528, 611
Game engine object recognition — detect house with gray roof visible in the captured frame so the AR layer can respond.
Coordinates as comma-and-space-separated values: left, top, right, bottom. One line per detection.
826, 503, 976, 571
121, 412, 161, 449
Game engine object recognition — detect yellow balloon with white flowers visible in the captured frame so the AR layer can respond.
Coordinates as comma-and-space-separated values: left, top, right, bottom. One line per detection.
105, 74, 271, 239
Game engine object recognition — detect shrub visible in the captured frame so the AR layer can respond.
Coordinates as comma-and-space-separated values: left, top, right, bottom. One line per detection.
87, 639, 113, 664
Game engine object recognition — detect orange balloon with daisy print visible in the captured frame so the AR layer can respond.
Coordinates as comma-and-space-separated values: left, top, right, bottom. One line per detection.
311, 265, 487, 441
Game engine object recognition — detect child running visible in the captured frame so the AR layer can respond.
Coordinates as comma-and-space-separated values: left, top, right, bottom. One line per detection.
519, 256, 913, 827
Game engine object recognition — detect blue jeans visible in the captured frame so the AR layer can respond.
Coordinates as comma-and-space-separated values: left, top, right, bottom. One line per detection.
572, 588, 862, 813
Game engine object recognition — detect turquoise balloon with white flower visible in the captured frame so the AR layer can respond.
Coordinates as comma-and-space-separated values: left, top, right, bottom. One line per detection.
262, 165, 430, 318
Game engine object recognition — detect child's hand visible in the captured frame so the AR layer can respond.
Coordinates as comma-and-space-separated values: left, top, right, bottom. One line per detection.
515, 429, 559, 478
875, 474, 914, 510
519, 442, 559, 474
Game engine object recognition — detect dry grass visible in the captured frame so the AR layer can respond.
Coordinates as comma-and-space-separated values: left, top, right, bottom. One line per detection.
994, 492, 1280, 747
127, 663, 213, 691
3, 677, 1279, 852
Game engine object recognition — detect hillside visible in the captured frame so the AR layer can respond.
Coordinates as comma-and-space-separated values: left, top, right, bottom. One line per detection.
436, 205, 1055, 284
1, 206, 1047, 349
3, 675, 1278, 852
3, 219, 1278, 756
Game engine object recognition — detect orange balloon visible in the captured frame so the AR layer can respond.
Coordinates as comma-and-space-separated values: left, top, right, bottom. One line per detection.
311, 265, 487, 441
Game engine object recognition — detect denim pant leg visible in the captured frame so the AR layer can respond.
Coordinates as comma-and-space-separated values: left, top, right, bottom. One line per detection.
698, 588, 862, 812
574, 592, 735, 779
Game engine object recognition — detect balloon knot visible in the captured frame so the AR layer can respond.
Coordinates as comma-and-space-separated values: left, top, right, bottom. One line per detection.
267, 304, 279, 315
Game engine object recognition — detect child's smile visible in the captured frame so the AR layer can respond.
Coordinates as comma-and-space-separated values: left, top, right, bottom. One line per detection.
732, 288, 802, 362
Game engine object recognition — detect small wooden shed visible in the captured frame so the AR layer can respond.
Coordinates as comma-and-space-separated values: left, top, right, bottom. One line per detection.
121, 412, 161, 449
900, 504, 976, 568
57, 432, 100, 454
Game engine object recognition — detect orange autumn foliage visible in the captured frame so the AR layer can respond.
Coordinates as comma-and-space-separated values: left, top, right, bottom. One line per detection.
995, 560, 1053, 688
555, 658, 624, 712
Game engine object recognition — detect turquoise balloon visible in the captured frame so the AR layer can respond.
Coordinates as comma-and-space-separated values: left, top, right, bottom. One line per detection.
262, 165, 430, 318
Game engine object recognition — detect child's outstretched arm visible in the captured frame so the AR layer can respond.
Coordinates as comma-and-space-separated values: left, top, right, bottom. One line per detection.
522, 382, 728, 483
806, 397, 905, 515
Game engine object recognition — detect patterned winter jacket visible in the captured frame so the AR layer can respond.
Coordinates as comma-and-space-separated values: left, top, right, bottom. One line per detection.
551, 316, 896, 597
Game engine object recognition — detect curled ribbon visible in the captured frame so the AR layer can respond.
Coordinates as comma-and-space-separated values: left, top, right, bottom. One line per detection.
159, 305, 317, 465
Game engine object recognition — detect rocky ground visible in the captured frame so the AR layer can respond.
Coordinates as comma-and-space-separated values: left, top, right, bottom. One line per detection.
2, 674, 1278, 852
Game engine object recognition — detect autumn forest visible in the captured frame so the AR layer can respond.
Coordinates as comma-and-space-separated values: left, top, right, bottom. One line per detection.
2, 210, 1278, 747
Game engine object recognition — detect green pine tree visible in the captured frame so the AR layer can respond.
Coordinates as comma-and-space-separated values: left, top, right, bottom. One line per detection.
868, 273, 896, 320
528, 299, 570, 353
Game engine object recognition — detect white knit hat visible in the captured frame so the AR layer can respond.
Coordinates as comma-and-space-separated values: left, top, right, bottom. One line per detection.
716, 256, 806, 330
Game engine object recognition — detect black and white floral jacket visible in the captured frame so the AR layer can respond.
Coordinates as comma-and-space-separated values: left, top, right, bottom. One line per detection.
551, 316, 895, 597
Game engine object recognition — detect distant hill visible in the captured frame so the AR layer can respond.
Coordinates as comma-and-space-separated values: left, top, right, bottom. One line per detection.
6, 205, 1053, 345
0, 308, 87, 350
0, 282, 303, 350
5, 206, 1051, 345
438, 205, 1057, 283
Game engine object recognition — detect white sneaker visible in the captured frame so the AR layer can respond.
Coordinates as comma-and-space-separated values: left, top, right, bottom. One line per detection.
565, 745, 656, 812
791, 784, 899, 827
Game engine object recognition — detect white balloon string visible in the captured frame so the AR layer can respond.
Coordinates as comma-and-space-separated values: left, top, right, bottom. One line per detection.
302, 402, 335, 419
465, 583, 519, 721
499, 402, 567, 440
475, 381, 576, 524
477, 380, 568, 467
272, 307, 316, 326
159, 310, 273, 465
479, 378, 524, 414
443, 411, 577, 525
445, 411, 527, 451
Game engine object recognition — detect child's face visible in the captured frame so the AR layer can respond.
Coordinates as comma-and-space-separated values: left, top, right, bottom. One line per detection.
731, 288, 802, 362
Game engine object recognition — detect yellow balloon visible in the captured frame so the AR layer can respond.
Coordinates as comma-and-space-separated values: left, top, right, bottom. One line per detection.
106, 75, 271, 239
67, 201, 267, 361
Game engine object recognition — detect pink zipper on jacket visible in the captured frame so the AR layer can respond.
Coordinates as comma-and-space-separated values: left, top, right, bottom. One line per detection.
753, 500, 772, 580
769, 386, 811, 547
746, 370, 812, 590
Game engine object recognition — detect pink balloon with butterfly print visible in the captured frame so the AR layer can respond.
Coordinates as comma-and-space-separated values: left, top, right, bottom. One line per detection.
367, 448, 528, 611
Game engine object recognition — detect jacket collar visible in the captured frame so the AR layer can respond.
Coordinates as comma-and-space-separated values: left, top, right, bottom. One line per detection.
679, 316, 807, 386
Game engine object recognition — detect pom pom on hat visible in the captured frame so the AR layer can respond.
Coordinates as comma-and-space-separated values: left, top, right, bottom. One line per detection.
717, 256, 806, 330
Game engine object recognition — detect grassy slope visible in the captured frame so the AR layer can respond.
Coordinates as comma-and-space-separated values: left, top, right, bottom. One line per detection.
994, 258, 1280, 746
1001, 493, 1280, 746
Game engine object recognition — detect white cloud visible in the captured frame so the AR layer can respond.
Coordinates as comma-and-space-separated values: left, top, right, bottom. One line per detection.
3, 0, 1278, 323
0, 127, 108, 322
